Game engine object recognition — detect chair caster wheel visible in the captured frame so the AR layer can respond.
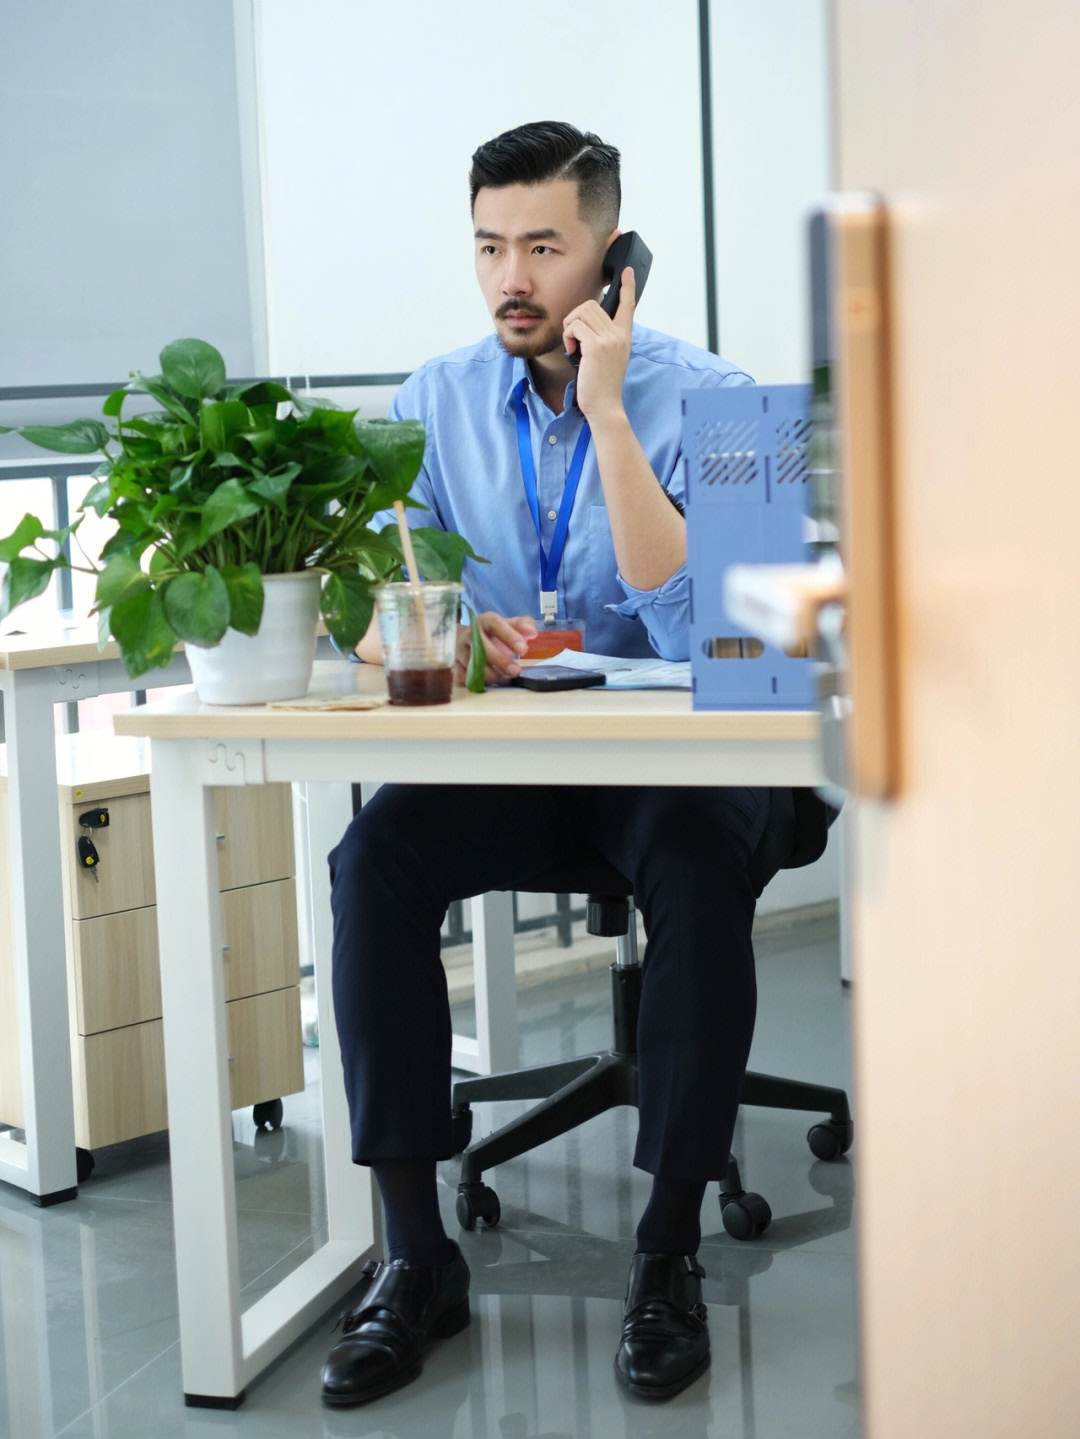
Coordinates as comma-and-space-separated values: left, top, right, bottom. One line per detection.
450, 1107, 473, 1155
721, 1189, 771, 1240
253, 1099, 284, 1132
807, 1117, 853, 1160
75, 1147, 95, 1184
456, 1183, 501, 1232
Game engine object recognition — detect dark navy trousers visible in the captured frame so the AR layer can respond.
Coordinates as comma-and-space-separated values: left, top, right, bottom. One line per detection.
329, 782, 770, 1180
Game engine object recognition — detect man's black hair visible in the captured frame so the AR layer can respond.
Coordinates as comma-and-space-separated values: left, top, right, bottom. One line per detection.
469, 121, 620, 233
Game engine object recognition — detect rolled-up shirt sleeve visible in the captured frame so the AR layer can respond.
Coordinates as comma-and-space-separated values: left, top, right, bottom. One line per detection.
607, 565, 691, 661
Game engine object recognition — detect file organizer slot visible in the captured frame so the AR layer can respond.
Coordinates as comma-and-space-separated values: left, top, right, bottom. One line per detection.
684, 384, 815, 709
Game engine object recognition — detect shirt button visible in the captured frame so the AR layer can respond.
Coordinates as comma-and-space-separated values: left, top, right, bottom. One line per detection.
547, 434, 557, 445
547, 509, 558, 521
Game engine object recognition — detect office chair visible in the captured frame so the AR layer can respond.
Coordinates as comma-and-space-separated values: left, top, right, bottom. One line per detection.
451, 787, 852, 1241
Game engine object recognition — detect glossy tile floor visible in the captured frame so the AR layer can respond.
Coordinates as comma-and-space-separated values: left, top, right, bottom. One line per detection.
0, 911, 857, 1438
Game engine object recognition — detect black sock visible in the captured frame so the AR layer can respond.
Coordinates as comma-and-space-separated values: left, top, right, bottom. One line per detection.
635, 1174, 708, 1257
371, 1159, 456, 1267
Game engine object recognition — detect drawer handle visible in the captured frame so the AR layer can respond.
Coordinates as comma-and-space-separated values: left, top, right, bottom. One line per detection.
216, 833, 226, 844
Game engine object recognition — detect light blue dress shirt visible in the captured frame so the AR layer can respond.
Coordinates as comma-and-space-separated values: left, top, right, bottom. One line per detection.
380, 325, 751, 661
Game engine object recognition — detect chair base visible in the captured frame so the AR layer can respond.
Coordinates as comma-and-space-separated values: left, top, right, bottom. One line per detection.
451, 952, 853, 1241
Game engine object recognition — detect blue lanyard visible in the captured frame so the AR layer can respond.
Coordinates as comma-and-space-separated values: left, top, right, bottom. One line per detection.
513, 379, 592, 618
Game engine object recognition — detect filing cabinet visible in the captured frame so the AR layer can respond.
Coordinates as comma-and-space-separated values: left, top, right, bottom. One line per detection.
0, 733, 304, 1167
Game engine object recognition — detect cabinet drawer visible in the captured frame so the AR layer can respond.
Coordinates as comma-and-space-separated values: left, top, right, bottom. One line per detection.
73, 1018, 169, 1150
72, 906, 161, 1034
226, 986, 305, 1112
73, 986, 304, 1150
214, 785, 294, 890
221, 879, 300, 1001
65, 783, 295, 919
67, 792, 156, 919
70, 878, 301, 1034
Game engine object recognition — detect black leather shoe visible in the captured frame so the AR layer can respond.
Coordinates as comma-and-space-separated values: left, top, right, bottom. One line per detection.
321, 1244, 471, 1407
614, 1253, 709, 1399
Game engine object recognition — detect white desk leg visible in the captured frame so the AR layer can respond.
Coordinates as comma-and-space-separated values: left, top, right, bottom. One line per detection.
0, 670, 78, 1202
836, 806, 854, 985
296, 782, 378, 1253
148, 741, 245, 1406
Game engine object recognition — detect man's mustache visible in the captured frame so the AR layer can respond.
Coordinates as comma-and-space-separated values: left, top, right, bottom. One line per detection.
496, 301, 547, 320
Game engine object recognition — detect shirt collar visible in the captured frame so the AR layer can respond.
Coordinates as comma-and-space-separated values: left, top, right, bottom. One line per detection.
502, 355, 579, 419
502, 355, 532, 414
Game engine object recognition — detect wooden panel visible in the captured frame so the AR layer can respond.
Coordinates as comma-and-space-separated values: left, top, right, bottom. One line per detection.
0, 783, 23, 1127
61, 781, 293, 923
71, 906, 161, 1035
63, 792, 156, 920
213, 784, 294, 890
73, 986, 303, 1149
220, 879, 300, 1002
73, 1020, 168, 1150
225, 987, 304, 1112
836, 3, 1080, 1435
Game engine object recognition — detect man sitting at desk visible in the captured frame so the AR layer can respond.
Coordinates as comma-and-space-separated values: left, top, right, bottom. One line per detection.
323, 119, 774, 1407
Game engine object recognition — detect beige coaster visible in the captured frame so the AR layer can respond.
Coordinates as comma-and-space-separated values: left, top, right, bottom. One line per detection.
267, 692, 388, 711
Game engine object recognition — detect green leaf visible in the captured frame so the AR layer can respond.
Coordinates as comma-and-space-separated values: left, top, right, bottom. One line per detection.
198, 399, 250, 452
128, 371, 199, 425
466, 610, 487, 692
230, 379, 294, 407
148, 545, 175, 576
197, 478, 261, 545
17, 419, 109, 454
320, 570, 374, 652
410, 527, 487, 583
0, 513, 45, 561
94, 553, 149, 609
160, 339, 227, 400
108, 587, 177, 676
353, 418, 425, 495
101, 527, 151, 562
296, 405, 356, 442
218, 562, 263, 635
249, 463, 302, 512
162, 567, 230, 646
0, 556, 60, 618
102, 387, 128, 417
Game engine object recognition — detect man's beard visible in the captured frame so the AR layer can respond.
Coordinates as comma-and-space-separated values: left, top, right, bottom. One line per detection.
493, 305, 564, 359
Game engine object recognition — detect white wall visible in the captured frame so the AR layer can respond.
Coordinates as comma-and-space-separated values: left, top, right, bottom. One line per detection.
710, 0, 831, 381
0, 0, 258, 385
250, 0, 708, 374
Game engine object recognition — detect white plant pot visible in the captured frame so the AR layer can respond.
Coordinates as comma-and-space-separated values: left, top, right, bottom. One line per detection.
184, 570, 323, 705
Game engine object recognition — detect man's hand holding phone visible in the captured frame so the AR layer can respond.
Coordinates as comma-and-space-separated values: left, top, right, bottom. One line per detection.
454, 611, 539, 686
563, 264, 636, 424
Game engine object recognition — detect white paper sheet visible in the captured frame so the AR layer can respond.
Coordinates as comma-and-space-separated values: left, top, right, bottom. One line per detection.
543, 649, 692, 690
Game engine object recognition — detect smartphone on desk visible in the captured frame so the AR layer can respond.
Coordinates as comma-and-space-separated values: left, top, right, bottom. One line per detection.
510, 665, 607, 691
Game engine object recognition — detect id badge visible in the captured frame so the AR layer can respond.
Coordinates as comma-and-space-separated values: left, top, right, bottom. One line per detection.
524, 617, 586, 660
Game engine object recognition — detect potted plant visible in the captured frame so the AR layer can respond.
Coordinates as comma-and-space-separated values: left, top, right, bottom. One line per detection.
0, 338, 481, 702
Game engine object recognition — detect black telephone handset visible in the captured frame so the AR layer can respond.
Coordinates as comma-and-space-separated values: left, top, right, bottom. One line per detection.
566, 231, 653, 368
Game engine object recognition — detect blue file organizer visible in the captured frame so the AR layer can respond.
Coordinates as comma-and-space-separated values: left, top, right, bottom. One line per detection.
684, 384, 815, 709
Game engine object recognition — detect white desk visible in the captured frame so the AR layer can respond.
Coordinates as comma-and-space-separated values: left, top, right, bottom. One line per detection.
115, 660, 823, 1407
0, 626, 335, 1205
0, 627, 191, 1203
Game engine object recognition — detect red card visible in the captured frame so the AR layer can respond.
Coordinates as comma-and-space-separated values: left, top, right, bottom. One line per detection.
523, 628, 583, 660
